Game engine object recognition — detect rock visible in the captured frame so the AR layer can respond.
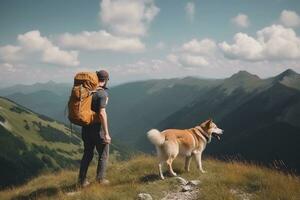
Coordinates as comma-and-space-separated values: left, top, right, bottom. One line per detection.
181, 185, 193, 192
174, 176, 188, 185
137, 193, 153, 200
66, 191, 80, 196
188, 180, 201, 186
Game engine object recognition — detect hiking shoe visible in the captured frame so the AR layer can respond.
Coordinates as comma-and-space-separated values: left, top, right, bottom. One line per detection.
78, 180, 90, 188
97, 179, 110, 185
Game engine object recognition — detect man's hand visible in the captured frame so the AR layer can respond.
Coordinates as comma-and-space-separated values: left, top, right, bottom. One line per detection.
103, 134, 111, 144
99, 107, 110, 144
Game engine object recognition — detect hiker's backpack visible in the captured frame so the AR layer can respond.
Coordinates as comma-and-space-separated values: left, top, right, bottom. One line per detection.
68, 72, 101, 126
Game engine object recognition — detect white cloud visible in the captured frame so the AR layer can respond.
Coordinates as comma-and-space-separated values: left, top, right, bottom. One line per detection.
0, 30, 79, 66
219, 33, 263, 61
60, 0, 159, 53
167, 54, 179, 63
100, 0, 159, 36
181, 38, 216, 55
18, 31, 52, 51
42, 46, 79, 66
0, 45, 22, 61
279, 10, 300, 27
167, 38, 216, 67
179, 54, 208, 67
219, 25, 300, 61
231, 13, 250, 28
185, 2, 195, 22
167, 53, 208, 67
60, 30, 145, 52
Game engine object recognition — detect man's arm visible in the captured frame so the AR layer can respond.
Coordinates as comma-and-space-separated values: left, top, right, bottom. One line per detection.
99, 107, 111, 143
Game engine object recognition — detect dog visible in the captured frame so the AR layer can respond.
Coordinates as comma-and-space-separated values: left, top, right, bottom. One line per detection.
147, 119, 223, 179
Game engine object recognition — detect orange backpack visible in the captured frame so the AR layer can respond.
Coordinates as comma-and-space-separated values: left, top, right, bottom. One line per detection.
68, 72, 102, 126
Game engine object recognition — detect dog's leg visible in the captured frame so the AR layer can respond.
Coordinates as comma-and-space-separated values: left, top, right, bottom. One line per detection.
158, 161, 165, 180
157, 146, 165, 180
166, 158, 177, 177
194, 152, 206, 173
199, 152, 206, 173
185, 156, 192, 172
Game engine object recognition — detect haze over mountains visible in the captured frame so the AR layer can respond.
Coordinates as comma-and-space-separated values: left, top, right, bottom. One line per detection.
1, 69, 300, 173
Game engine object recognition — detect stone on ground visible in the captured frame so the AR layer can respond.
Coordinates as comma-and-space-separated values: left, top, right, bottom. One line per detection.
137, 193, 153, 200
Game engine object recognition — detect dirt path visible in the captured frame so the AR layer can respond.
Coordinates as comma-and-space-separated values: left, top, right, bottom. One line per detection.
161, 177, 201, 200
161, 189, 199, 200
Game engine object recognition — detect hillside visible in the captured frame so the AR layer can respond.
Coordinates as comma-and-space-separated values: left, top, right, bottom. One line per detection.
0, 96, 134, 189
108, 77, 221, 146
0, 97, 82, 188
7, 90, 68, 123
154, 70, 300, 172
0, 155, 299, 200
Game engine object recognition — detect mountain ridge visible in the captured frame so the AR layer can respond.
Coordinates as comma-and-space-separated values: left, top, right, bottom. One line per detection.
1, 69, 299, 173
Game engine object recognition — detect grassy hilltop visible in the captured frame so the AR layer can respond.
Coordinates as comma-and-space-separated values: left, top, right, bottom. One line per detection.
1, 155, 299, 200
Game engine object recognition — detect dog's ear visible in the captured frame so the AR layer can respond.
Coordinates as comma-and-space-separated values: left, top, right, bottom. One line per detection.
206, 118, 212, 127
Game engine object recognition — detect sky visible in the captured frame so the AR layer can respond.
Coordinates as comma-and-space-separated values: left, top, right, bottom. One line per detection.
0, 0, 300, 87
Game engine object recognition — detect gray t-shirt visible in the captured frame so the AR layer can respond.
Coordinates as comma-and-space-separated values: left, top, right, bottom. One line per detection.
91, 89, 109, 112
82, 89, 108, 134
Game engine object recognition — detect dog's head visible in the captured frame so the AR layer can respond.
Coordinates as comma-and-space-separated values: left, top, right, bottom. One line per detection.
199, 119, 224, 141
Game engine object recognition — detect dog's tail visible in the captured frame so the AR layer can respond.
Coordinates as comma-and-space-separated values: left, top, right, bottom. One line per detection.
147, 129, 165, 146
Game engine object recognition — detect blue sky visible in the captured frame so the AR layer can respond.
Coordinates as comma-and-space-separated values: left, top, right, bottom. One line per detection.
0, 0, 300, 87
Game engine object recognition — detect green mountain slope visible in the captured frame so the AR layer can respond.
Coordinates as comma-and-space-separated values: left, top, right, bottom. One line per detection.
154, 70, 300, 172
0, 97, 82, 188
108, 77, 221, 145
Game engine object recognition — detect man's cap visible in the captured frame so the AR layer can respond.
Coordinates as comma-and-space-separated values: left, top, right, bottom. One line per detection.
96, 70, 109, 81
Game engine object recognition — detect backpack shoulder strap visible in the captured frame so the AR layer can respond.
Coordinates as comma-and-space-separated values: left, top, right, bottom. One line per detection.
89, 86, 104, 95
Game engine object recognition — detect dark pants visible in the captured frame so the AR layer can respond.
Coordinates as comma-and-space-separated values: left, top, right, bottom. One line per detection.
78, 127, 109, 184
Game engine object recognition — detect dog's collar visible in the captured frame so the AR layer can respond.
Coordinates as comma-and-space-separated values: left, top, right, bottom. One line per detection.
194, 126, 210, 142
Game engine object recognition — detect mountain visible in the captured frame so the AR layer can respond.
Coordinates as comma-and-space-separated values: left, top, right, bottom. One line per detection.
153, 69, 300, 172
6, 90, 69, 123
108, 77, 221, 145
270, 69, 300, 91
0, 155, 299, 200
0, 80, 71, 96
1, 69, 300, 172
0, 81, 72, 123
0, 97, 83, 188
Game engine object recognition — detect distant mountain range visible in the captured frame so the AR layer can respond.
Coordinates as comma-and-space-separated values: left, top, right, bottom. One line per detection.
1, 69, 300, 172
0, 81, 71, 123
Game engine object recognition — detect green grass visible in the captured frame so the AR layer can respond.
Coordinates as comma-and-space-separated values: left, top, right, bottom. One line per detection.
0, 97, 83, 188
1, 155, 299, 200
0, 97, 82, 160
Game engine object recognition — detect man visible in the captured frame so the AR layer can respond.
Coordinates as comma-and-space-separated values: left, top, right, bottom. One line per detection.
78, 70, 111, 187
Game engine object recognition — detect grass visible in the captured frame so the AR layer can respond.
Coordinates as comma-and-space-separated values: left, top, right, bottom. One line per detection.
0, 154, 299, 200
0, 97, 82, 160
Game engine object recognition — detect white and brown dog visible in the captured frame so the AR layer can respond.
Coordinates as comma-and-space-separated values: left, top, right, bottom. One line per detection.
147, 119, 223, 179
